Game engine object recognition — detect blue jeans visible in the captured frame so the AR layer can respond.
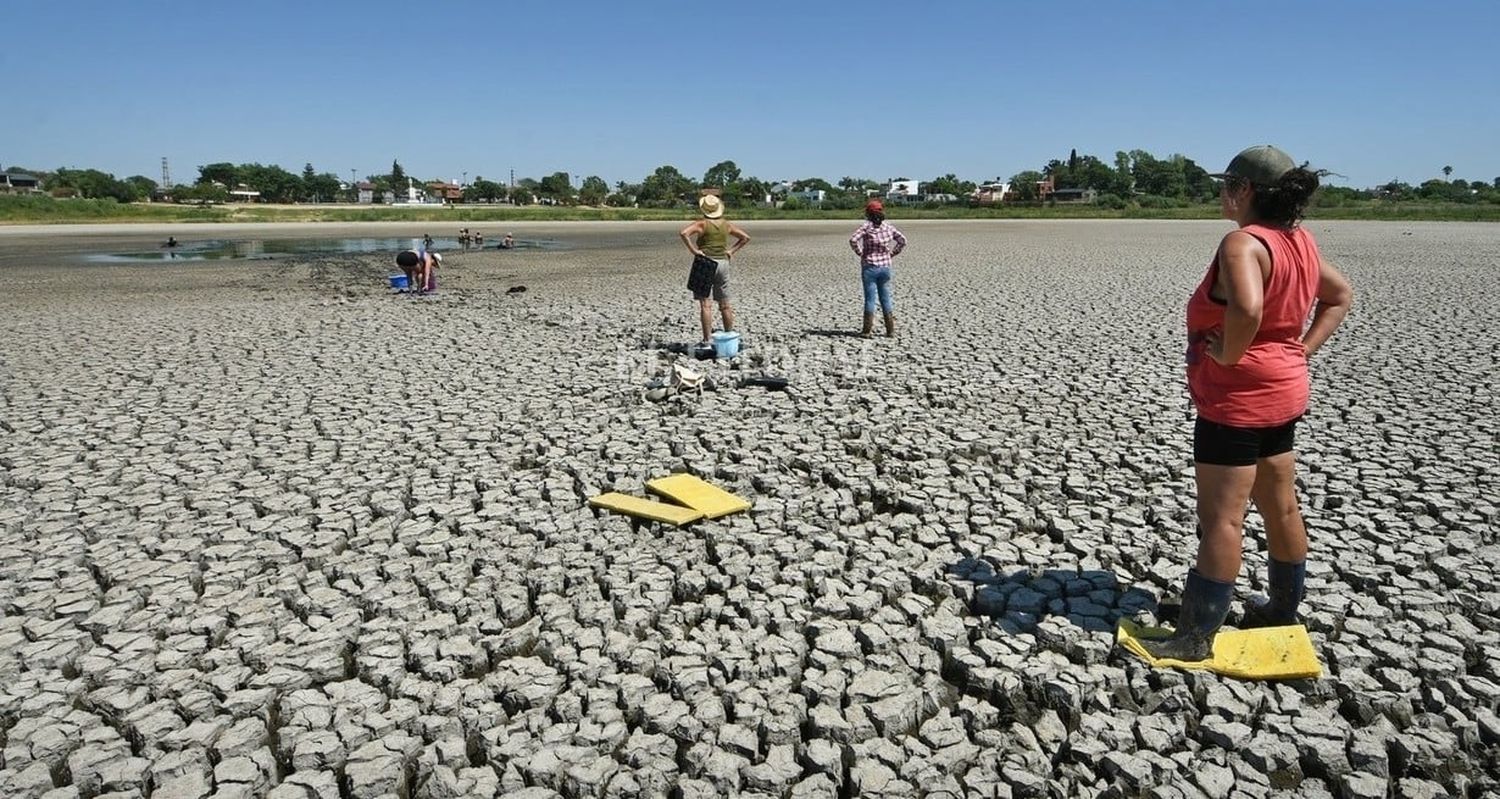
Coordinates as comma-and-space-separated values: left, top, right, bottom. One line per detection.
862, 264, 893, 314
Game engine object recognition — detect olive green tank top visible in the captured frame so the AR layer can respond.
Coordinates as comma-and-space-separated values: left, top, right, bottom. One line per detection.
699, 219, 729, 258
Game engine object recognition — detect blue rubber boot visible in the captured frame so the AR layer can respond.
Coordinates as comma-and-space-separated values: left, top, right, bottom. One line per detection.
1140, 569, 1233, 662
1242, 557, 1305, 628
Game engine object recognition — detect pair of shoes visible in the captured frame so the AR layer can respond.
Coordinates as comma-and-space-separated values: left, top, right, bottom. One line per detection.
1240, 557, 1305, 628
1138, 569, 1233, 662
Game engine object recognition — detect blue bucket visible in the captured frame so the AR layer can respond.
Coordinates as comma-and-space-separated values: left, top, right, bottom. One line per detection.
711, 331, 741, 358
389, 274, 409, 290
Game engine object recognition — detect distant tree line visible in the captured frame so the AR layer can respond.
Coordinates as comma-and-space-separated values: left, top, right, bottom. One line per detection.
193, 161, 345, 203
7, 153, 1499, 209
1006, 149, 1500, 209
2, 166, 160, 203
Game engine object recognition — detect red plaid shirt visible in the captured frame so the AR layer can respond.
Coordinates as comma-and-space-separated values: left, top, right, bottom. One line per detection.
850, 221, 907, 267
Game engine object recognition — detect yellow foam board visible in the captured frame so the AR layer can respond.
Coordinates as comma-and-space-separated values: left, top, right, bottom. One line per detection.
588, 492, 704, 526
1117, 619, 1322, 680
646, 474, 752, 519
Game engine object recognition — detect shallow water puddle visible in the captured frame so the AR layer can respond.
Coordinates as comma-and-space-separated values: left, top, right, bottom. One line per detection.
85, 236, 564, 262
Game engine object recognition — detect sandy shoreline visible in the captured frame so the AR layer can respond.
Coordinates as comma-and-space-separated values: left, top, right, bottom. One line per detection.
2, 221, 1496, 795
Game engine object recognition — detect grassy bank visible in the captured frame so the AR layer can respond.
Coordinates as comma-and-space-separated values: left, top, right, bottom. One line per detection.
3, 194, 1497, 224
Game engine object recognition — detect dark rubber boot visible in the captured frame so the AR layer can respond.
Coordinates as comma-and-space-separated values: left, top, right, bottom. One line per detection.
1140, 569, 1233, 661
883, 313, 897, 338
861, 313, 875, 338
1241, 558, 1306, 628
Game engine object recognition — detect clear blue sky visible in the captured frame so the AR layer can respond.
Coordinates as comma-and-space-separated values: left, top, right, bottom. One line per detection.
5, 0, 1497, 189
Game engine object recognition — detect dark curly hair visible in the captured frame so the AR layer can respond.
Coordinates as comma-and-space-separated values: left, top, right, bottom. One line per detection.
1245, 166, 1322, 228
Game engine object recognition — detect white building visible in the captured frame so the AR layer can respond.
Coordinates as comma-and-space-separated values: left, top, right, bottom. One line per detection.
885, 179, 920, 199
971, 180, 1011, 204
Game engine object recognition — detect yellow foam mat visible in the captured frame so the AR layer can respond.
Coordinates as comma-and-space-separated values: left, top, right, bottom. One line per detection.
645, 474, 752, 519
587, 493, 704, 526
1117, 619, 1322, 680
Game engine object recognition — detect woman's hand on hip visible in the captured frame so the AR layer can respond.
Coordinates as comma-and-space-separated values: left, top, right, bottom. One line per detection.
1204, 330, 1229, 365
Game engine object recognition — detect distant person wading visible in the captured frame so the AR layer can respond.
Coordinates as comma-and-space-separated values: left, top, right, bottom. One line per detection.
849, 199, 906, 338
680, 194, 750, 347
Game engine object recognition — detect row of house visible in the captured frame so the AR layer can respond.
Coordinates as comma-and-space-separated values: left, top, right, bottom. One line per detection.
765, 177, 1092, 207
352, 178, 463, 205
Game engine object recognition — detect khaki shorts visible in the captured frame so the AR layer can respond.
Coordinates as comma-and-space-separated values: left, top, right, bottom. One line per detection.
693, 258, 731, 301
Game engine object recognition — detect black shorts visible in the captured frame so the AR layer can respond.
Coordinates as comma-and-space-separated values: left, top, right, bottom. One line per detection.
395, 251, 420, 268
1194, 416, 1300, 467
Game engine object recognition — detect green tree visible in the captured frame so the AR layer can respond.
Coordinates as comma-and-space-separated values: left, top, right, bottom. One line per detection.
740, 177, 768, 206
1131, 152, 1186, 197
1008, 170, 1045, 201
174, 182, 228, 204
514, 178, 539, 204
238, 163, 303, 203
1042, 151, 1119, 192
390, 159, 407, 192
1114, 151, 1134, 194
1442, 165, 1453, 179
1379, 180, 1412, 199
124, 175, 159, 199
537, 171, 576, 203
1179, 157, 1215, 201
792, 177, 834, 193
197, 162, 239, 186
466, 179, 505, 203
1070, 155, 1119, 193
1418, 179, 1466, 202
925, 173, 967, 197
605, 182, 636, 207
702, 160, 742, 191
579, 175, 609, 206
608, 180, 640, 206
637, 165, 695, 206
304, 171, 343, 203
836, 176, 867, 194
48, 168, 139, 202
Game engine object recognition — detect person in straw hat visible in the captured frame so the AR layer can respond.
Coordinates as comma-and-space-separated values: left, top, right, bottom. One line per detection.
1138, 145, 1353, 662
679, 193, 750, 347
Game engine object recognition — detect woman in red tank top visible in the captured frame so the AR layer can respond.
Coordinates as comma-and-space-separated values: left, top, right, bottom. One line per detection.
1140, 146, 1353, 662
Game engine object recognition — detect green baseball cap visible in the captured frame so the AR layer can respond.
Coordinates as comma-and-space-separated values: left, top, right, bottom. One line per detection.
1211, 145, 1296, 186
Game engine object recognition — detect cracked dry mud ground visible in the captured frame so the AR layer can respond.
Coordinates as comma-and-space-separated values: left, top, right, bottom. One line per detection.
0, 220, 1496, 799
